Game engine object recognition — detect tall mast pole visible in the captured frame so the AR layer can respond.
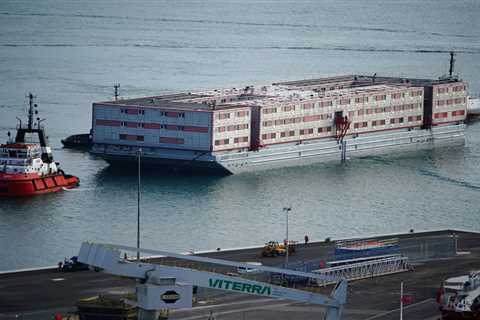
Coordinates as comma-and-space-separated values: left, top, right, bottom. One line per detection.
27, 93, 35, 130
137, 148, 142, 261
114, 84, 120, 101
283, 207, 291, 268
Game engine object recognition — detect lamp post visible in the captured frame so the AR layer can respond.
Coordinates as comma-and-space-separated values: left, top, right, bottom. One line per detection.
400, 282, 404, 320
137, 148, 142, 261
283, 207, 291, 268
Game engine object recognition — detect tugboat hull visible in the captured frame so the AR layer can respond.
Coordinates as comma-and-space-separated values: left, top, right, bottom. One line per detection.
0, 93, 80, 197
0, 173, 79, 197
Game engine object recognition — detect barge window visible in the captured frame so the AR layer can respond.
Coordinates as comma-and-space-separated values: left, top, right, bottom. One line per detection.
262, 133, 276, 140
234, 136, 249, 143
217, 113, 231, 120
214, 138, 229, 146
262, 121, 273, 127
159, 137, 184, 144
236, 110, 249, 117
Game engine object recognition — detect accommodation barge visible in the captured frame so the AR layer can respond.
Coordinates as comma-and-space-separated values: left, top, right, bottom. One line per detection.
90, 75, 467, 174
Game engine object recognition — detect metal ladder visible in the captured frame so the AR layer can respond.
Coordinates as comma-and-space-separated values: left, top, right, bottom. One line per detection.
313, 255, 411, 286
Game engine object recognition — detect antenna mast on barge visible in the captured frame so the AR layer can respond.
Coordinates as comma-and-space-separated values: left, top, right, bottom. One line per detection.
449, 51, 455, 79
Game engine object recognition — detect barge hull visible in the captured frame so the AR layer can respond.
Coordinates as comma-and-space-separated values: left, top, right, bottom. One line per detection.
92, 124, 465, 174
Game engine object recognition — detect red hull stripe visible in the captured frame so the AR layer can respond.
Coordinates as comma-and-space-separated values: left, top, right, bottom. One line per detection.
0, 174, 79, 197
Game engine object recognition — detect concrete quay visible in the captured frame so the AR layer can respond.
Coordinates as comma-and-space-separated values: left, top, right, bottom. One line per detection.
0, 229, 478, 320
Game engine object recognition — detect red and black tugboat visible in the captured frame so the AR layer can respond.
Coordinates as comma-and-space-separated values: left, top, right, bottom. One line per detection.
0, 93, 79, 197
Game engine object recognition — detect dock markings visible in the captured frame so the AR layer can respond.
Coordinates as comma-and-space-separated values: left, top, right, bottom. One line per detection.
363, 298, 435, 320
181, 298, 277, 311
173, 302, 293, 320
0, 307, 75, 319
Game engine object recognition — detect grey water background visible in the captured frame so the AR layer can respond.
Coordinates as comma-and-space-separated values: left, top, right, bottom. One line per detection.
0, 0, 480, 271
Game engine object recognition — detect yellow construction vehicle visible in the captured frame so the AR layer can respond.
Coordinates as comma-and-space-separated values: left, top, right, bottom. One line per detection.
262, 241, 297, 257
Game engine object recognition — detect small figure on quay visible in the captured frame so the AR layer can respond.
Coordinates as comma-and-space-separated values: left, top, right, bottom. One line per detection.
304, 234, 309, 246
57, 261, 63, 271
207, 310, 215, 320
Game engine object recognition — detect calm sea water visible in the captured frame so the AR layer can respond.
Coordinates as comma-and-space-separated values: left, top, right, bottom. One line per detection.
0, 0, 480, 271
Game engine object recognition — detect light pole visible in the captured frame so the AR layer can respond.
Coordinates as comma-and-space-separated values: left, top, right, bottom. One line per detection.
400, 281, 404, 320
283, 207, 291, 268
137, 148, 142, 261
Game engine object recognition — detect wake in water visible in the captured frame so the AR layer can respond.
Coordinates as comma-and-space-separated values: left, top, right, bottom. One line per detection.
62, 187, 97, 192
417, 169, 480, 191
1, 11, 477, 40
2, 43, 480, 55
358, 153, 480, 191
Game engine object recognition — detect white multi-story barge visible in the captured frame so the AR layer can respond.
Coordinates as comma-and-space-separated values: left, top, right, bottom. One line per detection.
91, 75, 467, 174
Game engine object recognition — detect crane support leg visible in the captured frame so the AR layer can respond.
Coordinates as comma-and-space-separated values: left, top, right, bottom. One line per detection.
325, 280, 347, 320
138, 310, 159, 320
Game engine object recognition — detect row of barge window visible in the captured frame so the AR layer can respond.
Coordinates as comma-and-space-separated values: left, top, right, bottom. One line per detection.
261, 92, 425, 114
215, 136, 249, 146
119, 107, 250, 123
216, 124, 249, 132
118, 134, 251, 146
119, 134, 185, 145
216, 111, 249, 120
261, 104, 424, 127
120, 108, 186, 118
436, 97, 466, 106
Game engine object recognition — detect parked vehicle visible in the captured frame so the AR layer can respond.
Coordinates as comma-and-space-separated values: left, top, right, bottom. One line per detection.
262, 241, 297, 257
59, 256, 89, 272
237, 262, 263, 274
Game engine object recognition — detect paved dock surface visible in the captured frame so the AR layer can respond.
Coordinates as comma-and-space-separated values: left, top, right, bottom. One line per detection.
0, 229, 478, 320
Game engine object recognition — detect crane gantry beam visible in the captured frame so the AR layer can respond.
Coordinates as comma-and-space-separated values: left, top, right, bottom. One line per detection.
78, 242, 348, 320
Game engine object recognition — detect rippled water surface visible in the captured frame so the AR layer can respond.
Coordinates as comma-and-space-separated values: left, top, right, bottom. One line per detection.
0, 0, 480, 270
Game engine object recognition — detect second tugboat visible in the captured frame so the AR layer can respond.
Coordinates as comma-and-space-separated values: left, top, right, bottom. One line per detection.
0, 93, 80, 197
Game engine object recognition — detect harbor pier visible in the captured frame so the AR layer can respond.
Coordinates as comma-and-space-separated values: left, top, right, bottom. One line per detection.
0, 229, 479, 320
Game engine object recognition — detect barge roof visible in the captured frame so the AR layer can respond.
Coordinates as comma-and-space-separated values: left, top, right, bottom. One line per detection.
96, 93, 255, 112
275, 74, 464, 88
94, 75, 465, 111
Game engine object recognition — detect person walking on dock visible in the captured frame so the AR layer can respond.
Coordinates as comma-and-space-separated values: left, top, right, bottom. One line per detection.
304, 235, 309, 247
